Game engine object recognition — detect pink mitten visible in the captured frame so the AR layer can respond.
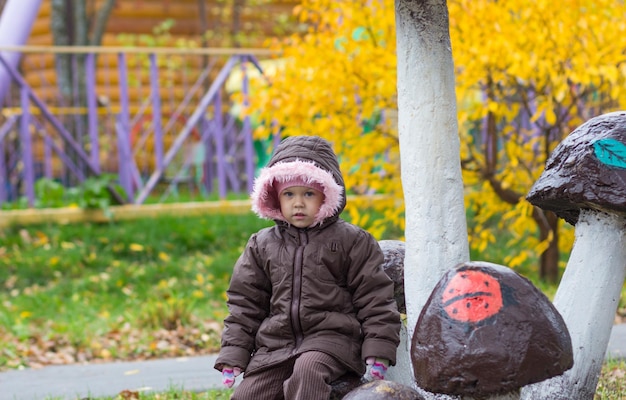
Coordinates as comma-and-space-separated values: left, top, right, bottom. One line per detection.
222, 366, 241, 388
365, 357, 389, 380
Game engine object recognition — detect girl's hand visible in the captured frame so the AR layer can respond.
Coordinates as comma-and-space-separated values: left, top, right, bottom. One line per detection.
365, 357, 389, 380
222, 366, 242, 388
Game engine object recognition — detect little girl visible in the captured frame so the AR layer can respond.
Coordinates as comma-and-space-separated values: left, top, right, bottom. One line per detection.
214, 135, 401, 399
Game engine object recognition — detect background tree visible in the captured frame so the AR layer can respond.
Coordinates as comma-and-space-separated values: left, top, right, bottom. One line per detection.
249, 0, 626, 283
51, 0, 116, 101
248, 0, 403, 238
49, 0, 116, 184
451, 0, 626, 282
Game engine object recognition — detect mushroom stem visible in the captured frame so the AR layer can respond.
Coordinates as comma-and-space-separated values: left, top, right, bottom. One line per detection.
521, 209, 626, 399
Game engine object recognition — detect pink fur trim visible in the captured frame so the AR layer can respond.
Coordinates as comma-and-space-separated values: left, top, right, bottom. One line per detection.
251, 160, 344, 226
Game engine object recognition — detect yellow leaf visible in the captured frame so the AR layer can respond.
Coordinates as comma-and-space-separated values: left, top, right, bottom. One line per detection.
124, 369, 140, 376
157, 279, 169, 289
544, 108, 557, 125
129, 243, 144, 252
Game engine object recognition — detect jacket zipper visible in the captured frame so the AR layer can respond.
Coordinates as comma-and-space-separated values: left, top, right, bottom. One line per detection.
290, 230, 307, 350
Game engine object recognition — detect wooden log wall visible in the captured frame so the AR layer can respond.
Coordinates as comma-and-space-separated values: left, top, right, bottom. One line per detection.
27, 0, 300, 45
19, 0, 299, 103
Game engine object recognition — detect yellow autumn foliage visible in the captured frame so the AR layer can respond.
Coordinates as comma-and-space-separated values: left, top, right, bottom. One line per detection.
453, 0, 626, 279
246, 0, 626, 278
248, 0, 402, 236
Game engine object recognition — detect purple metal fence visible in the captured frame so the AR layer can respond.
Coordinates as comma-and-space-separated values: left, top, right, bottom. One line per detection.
0, 46, 275, 207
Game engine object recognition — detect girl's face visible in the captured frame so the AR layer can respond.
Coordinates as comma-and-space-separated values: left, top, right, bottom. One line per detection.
278, 186, 325, 228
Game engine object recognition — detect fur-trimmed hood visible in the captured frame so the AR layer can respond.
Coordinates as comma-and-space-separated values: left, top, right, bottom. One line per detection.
251, 136, 346, 227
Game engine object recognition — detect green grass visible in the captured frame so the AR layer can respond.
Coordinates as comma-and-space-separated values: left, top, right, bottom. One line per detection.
596, 359, 626, 399
0, 212, 272, 369
0, 178, 250, 211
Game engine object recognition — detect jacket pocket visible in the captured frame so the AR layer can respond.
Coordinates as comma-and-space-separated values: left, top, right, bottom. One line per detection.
316, 241, 346, 285
255, 315, 289, 351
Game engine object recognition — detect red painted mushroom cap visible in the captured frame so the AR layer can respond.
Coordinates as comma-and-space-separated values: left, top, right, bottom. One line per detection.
526, 111, 626, 225
411, 261, 573, 397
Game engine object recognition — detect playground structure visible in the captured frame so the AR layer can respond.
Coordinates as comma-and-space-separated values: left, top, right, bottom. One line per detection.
0, 0, 290, 208
0, 45, 275, 207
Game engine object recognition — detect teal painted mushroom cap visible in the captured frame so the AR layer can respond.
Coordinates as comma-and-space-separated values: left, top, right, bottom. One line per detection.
527, 111, 626, 225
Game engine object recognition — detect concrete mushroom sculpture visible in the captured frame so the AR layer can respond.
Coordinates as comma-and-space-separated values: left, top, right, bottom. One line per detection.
342, 380, 425, 400
522, 111, 626, 399
411, 261, 573, 399
379, 240, 407, 314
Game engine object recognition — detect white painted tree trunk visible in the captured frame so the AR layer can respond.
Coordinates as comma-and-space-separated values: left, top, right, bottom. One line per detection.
521, 210, 626, 400
393, 0, 470, 388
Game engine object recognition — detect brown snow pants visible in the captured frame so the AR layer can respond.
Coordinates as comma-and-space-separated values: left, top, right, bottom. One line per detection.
231, 351, 349, 400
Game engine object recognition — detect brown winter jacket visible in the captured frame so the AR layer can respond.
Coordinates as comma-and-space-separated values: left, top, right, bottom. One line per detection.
214, 136, 401, 376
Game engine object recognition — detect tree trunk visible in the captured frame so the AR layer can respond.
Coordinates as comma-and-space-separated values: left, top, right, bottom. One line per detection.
51, 0, 72, 100
51, 0, 115, 100
50, 0, 116, 184
232, 0, 245, 47
197, 0, 210, 91
394, 0, 469, 387
89, 0, 116, 46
